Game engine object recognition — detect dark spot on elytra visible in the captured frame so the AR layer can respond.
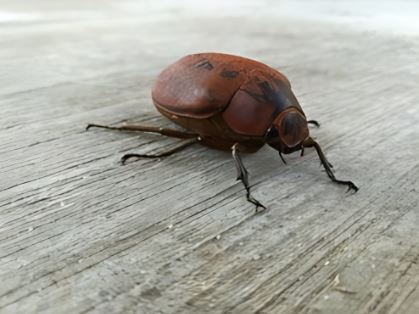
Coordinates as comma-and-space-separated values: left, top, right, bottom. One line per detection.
258, 80, 292, 115
221, 70, 240, 78
242, 78, 292, 118
196, 59, 214, 70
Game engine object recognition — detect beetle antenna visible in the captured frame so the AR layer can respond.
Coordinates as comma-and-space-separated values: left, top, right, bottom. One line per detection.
279, 152, 287, 165
307, 120, 320, 128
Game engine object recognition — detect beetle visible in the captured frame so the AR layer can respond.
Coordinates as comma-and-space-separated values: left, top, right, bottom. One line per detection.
87, 53, 358, 210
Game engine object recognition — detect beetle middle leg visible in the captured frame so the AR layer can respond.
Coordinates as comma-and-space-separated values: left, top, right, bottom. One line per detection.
121, 138, 199, 164
303, 137, 358, 192
232, 143, 267, 211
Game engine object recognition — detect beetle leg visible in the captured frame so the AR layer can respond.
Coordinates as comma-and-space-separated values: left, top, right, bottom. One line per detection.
319, 159, 334, 168
86, 123, 198, 139
302, 137, 358, 192
307, 120, 320, 128
232, 143, 267, 211
279, 152, 287, 164
121, 138, 199, 164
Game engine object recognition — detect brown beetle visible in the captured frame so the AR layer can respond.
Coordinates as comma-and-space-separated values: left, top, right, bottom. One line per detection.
87, 53, 358, 209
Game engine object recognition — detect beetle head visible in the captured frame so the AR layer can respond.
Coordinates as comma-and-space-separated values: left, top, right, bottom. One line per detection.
266, 108, 309, 154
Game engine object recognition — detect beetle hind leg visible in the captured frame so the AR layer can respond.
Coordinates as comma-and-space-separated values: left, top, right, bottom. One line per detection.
232, 143, 267, 211
303, 137, 358, 192
86, 123, 198, 139
121, 138, 199, 164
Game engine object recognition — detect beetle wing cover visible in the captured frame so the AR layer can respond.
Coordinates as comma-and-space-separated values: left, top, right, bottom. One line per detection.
151, 53, 292, 119
152, 54, 245, 118
223, 70, 303, 136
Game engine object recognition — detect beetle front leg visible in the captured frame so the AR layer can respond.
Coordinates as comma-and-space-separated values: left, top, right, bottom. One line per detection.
232, 143, 266, 211
303, 137, 358, 192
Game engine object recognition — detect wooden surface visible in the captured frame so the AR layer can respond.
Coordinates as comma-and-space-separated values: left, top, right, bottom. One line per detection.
1, 1, 419, 313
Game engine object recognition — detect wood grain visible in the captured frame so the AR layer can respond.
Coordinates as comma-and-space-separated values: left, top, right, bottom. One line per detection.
1, 1, 419, 313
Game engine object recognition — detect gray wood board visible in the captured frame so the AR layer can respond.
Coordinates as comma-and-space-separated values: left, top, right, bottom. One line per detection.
1, 2, 419, 313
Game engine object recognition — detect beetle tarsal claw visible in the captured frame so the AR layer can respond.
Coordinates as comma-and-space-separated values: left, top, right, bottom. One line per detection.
246, 191, 267, 211
345, 181, 359, 193
303, 137, 358, 192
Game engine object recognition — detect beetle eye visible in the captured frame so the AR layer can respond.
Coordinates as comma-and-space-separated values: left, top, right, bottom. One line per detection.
279, 111, 308, 147
266, 126, 279, 140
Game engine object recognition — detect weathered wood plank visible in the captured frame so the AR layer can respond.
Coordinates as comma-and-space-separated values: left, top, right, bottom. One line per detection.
1, 1, 419, 313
